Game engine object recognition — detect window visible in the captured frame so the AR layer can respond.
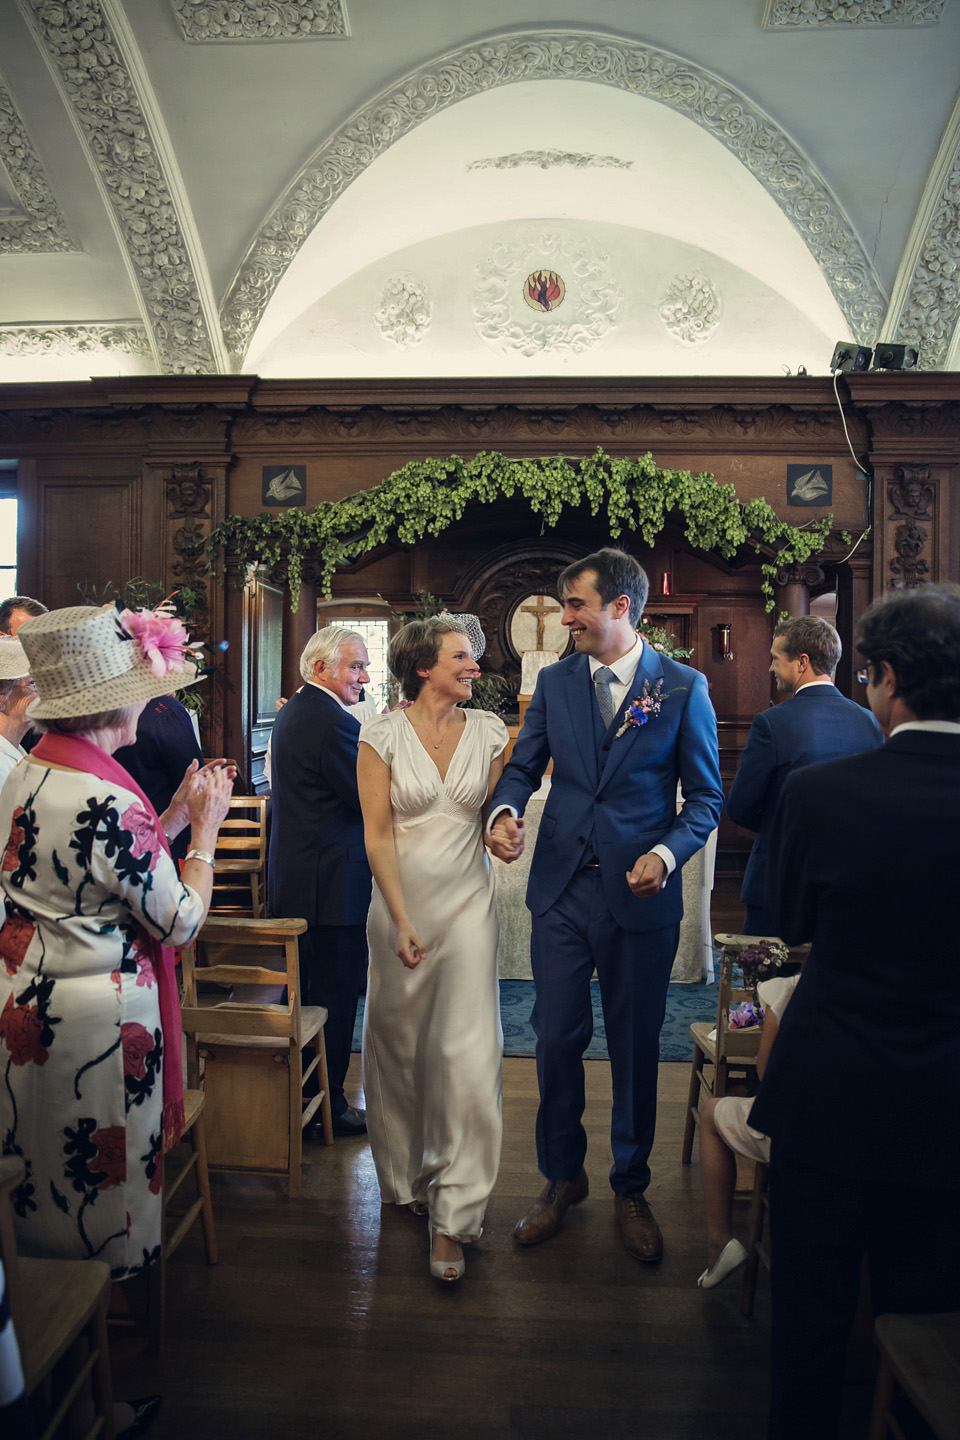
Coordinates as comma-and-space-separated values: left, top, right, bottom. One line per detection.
0, 494, 16, 599
335, 617, 391, 711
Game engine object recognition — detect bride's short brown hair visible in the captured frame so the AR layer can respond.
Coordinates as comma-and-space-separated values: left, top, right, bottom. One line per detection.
388, 617, 470, 702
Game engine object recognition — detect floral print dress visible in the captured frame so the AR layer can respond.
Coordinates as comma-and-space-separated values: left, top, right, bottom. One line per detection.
0, 760, 204, 1280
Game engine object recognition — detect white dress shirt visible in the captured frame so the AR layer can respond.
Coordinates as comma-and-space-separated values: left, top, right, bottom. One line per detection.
0, 733, 28, 787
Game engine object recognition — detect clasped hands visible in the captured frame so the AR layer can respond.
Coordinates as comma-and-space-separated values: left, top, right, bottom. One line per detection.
486, 813, 525, 863
487, 813, 665, 896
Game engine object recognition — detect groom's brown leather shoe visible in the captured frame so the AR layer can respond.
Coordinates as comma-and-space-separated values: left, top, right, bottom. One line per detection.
614, 1192, 663, 1263
514, 1168, 589, 1245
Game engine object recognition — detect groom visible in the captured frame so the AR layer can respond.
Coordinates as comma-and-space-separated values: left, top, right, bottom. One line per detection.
489, 549, 722, 1262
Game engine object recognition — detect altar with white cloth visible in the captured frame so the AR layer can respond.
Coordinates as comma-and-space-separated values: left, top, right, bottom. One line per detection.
492, 779, 717, 984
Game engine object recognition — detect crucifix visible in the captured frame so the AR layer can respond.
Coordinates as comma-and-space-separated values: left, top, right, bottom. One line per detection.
521, 594, 562, 649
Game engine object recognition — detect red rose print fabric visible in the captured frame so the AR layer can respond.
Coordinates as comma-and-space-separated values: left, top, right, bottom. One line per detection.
0, 765, 204, 1279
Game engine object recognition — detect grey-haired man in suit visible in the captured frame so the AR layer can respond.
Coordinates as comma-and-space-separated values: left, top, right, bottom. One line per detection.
267, 626, 372, 1137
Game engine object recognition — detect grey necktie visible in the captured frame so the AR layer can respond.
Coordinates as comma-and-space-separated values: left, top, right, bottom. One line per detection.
593, 665, 616, 728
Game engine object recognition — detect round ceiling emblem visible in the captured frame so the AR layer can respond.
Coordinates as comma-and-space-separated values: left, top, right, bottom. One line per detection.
523, 270, 565, 312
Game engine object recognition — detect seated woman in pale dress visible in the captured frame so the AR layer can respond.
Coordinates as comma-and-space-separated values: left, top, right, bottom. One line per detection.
358, 615, 508, 1284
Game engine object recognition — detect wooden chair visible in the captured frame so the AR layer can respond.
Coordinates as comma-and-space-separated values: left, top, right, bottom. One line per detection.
681, 933, 810, 1165
146, 1088, 217, 1351
180, 916, 333, 1198
868, 1312, 960, 1440
210, 794, 268, 917
0, 1156, 115, 1440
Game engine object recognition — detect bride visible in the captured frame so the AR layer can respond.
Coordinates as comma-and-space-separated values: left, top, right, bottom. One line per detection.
358, 615, 508, 1283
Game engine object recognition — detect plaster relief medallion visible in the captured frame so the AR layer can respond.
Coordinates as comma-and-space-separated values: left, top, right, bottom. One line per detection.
262, 465, 307, 507
658, 271, 721, 346
474, 230, 622, 357
787, 463, 833, 506
523, 270, 565, 312
374, 274, 431, 347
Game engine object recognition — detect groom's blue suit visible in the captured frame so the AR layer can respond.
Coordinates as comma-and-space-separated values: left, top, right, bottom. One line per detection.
492, 643, 722, 1193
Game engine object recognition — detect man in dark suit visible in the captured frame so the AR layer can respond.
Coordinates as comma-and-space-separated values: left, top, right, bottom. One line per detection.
267, 626, 372, 1137
114, 694, 204, 863
726, 615, 883, 934
750, 584, 960, 1440
489, 549, 723, 1263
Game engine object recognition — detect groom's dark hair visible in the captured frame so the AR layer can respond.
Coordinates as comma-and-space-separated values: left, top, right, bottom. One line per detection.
558, 548, 649, 627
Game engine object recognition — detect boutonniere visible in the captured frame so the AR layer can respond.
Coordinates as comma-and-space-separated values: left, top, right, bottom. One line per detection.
615, 678, 685, 738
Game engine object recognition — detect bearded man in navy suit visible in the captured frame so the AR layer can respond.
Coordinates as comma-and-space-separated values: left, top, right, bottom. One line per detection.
489, 549, 723, 1263
751, 584, 960, 1440
726, 615, 883, 935
267, 626, 372, 1137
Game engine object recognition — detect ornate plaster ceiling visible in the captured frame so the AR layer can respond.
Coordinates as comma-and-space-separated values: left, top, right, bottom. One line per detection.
0, 0, 958, 381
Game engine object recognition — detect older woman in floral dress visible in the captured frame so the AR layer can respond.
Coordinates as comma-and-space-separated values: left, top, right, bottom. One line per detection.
0, 604, 232, 1298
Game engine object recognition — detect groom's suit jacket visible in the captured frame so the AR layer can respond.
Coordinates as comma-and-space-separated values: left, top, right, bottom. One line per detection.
267, 683, 371, 928
491, 646, 723, 933
726, 685, 883, 919
749, 730, 960, 1188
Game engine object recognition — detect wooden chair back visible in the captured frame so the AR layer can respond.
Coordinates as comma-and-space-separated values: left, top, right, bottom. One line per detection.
0, 1156, 115, 1440
681, 934, 809, 1165
180, 915, 332, 1196
210, 794, 268, 917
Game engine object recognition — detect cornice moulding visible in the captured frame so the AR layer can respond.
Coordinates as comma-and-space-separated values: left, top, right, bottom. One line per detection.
0, 322, 151, 356
0, 69, 77, 254
220, 29, 885, 360
169, 0, 349, 42
761, 0, 946, 25
22, 0, 225, 375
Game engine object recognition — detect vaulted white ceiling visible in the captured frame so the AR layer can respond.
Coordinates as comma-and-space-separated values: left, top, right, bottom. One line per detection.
1, 0, 958, 382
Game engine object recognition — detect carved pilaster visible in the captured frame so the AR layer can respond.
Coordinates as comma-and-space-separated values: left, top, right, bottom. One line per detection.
875, 464, 942, 594
154, 461, 227, 752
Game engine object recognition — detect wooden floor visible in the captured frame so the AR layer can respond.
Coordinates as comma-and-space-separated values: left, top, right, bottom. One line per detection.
112, 1054, 876, 1440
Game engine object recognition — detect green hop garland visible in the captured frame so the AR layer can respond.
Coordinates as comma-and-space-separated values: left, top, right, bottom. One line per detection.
208, 448, 833, 612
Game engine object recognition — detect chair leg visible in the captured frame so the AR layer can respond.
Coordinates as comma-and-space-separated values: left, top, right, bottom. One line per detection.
146, 1150, 167, 1354
191, 1113, 218, 1266
682, 1050, 705, 1164
316, 1028, 333, 1147
740, 1161, 768, 1317
89, 1292, 116, 1440
867, 1356, 896, 1440
288, 1048, 302, 1199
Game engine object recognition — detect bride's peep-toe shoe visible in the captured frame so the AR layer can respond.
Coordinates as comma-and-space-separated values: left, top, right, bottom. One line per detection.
429, 1227, 465, 1283
407, 1200, 428, 1218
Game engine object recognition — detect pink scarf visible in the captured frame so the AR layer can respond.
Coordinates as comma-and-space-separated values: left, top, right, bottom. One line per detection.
31, 732, 185, 1151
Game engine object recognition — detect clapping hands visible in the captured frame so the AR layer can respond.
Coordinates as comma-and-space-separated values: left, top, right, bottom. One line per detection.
163, 758, 237, 840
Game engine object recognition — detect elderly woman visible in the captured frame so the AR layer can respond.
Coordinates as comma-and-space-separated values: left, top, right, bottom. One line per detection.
0, 605, 232, 1311
0, 638, 35, 786
358, 615, 507, 1283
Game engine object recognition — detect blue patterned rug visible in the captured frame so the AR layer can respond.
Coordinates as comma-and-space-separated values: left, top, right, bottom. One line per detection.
352, 979, 715, 1062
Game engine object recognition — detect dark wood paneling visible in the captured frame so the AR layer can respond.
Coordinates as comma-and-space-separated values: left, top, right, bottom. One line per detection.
39, 479, 136, 610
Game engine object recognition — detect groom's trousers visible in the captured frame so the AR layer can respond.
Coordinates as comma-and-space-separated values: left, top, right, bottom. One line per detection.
530, 865, 679, 1194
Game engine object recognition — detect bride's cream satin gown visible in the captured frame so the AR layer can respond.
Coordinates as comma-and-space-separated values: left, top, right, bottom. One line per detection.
360, 708, 506, 1242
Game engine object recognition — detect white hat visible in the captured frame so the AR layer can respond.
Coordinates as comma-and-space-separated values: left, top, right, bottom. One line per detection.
0, 636, 30, 682
20, 605, 203, 721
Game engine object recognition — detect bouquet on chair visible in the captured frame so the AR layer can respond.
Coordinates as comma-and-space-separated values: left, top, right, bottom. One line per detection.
722, 939, 791, 1018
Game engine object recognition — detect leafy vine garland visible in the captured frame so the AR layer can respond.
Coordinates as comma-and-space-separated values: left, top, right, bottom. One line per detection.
207, 448, 833, 611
